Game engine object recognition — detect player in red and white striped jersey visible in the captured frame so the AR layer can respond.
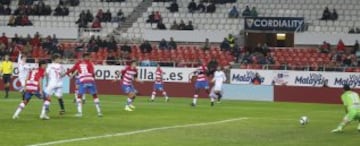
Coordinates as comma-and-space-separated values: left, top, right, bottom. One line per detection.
150, 64, 169, 102
116, 60, 142, 111
188, 62, 210, 107
13, 60, 49, 120
66, 53, 102, 117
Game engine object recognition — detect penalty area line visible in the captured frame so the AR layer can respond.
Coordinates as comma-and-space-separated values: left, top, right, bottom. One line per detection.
27, 117, 248, 146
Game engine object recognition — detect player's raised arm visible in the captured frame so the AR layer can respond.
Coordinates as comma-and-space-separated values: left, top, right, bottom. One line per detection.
65, 62, 79, 76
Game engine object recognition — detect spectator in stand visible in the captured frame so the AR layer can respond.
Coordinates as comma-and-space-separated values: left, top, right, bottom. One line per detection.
167, 0, 178, 13
262, 43, 270, 56
4, 5, 11, 15
157, 20, 167, 30
76, 14, 88, 28
250, 6, 258, 17
253, 43, 263, 53
319, 41, 330, 53
54, 4, 69, 16
331, 8, 338, 21
184, 21, 194, 30
321, 6, 331, 20
202, 38, 210, 51
106, 53, 116, 65
178, 19, 186, 30
349, 27, 356, 33
103, 9, 112, 22
1, 0, 11, 5
30, 33, 41, 47
154, 11, 162, 23
207, 58, 218, 75
23, 41, 32, 54
197, 2, 205, 13
20, 15, 32, 26
70, 0, 79, 6
52, 34, 58, 46
242, 6, 251, 17
251, 73, 262, 85
352, 40, 359, 54
140, 40, 152, 54
91, 18, 101, 31
0, 33, 8, 48
121, 41, 131, 54
158, 39, 168, 50
168, 37, 177, 49
7, 15, 15, 26
228, 6, 239, 18
170, 20, 179, 30
96, 9, 104, 22
107, 36, 118, 52
86, 10, 94, 22
0, 42, 6, 55
225, 34, 235, 49
116, 9, 125, 22
206, 2, 216, 13
54, 5, 62, 16
87, 39, 98, 52
220, 38, 230, 51
0, 4, 4, 15
146, 11, 156, 23
337, 39, 345, 52
187, 0, 197, 13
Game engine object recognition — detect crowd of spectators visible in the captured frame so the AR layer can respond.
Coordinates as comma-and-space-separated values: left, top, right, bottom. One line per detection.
76, 8, 125, 29
348, 27, 360, 34
188, 0, 216, 13
7, 14, 32, 26
320, 7, 338, 21
241, 5, 257, 17
0, 32, 62, 61
169, 20, 194, 30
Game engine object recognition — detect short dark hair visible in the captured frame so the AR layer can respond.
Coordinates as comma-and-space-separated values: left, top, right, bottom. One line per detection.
343, 84, 351, 91
83, 53, 90, 58
52, 53, 61, 60
38, 60, 47, 67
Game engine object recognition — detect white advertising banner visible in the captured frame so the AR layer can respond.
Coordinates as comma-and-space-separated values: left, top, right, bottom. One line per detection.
230, 69, 360, 88
11, 63, 196, 82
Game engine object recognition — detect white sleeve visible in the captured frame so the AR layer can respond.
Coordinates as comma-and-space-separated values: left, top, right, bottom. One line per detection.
17, 53, 22, 64
45, 66, 50, 74
222, 72, 227, 81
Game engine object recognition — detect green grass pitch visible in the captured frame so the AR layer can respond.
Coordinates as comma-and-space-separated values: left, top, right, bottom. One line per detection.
0, 91, 359, 146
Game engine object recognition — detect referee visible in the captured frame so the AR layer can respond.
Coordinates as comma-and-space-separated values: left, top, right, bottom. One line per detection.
0, 54, 13, 98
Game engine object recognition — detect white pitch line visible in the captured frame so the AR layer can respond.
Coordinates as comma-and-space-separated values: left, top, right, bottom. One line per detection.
28, 117, 248, 146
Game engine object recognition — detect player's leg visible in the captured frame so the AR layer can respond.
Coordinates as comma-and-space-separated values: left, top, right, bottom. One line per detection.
55, 87, 65, 115
331, 110, 356, 133
150, 84, 157, 102
160, 85, 169, 102
19, 78, 26, 100
209, 88, 217, 107
89, 84, 102, 117
13, 92, 33, 119
75, 84, 85, 117
40, 96, 51, 120
3, 75, 10, 98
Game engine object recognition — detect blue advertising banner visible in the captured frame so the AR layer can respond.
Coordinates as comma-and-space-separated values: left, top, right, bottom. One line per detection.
244, 17, 304, 31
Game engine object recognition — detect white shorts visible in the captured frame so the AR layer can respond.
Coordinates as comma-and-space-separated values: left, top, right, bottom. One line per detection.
45, 85, 63, 98
213, 83, 223, 92
18, 77, 26, 92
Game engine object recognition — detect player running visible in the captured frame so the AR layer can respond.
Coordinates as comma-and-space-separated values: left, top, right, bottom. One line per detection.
66, 53, 102, 117
17, 51, 32, 99
188, 62, 210, 107
150, 64, 169, 102
12, 60, 49, 119
331, 84, 360, 133
116, 61, 141, 112
44, 54, 66, 115
209, 66, 226, 106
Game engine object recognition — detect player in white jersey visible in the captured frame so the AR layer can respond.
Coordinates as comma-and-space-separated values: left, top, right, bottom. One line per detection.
209, 66, 226, 106
44, 54, 66, 114
17, 51, 31, 98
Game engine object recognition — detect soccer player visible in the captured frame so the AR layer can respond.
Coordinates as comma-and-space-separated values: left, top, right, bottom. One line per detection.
117, 60, 141, 112
17, 51, 31, 99
188, 62, 209, 107
0, 54, 13, 98
150, 64, 169, 102
209, 66, 226, 106
331, 84, 360, 133
66, 53, 102, 117
12, 60, 48, 119
44, 54, 66, 115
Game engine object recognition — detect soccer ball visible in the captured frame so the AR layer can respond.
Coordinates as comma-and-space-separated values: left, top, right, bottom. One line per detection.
299, 116, 309, 125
